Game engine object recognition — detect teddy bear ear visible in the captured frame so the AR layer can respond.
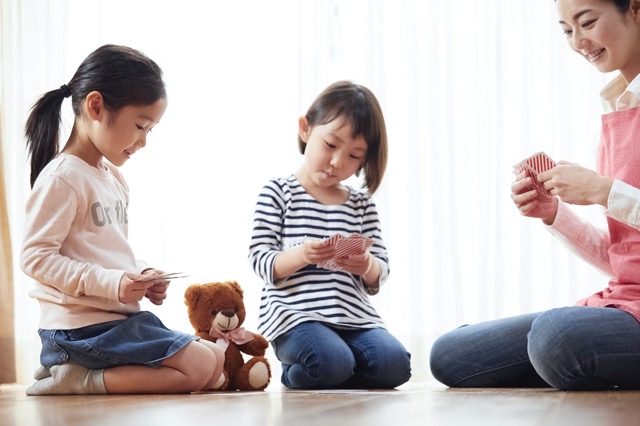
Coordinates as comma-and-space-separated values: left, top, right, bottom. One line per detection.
184, 284, 202, 306
228, 280, 244, 298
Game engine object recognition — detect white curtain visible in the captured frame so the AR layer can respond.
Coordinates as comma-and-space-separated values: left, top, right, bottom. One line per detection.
3, 0, 612, 384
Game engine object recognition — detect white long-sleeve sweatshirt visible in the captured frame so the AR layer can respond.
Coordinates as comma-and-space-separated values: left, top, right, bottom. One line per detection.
21, 154, 147, 330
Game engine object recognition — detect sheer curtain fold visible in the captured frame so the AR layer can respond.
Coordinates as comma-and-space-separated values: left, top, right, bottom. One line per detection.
0, 111, 17, 385
5, 0, 611, 384
0, 0, 17, 385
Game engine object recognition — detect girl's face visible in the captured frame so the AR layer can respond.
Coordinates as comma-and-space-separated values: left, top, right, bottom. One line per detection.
297, 115, 368, 191
93, 98, 167, 167
557, 0, 640, 82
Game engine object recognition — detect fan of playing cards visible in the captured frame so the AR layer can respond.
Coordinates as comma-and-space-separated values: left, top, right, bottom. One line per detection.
317, 233, 374, 272
138, 272, 189, 283
513, 152, 557, 201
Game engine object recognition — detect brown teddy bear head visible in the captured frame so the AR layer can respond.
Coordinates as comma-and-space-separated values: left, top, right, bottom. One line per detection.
184, 280, 247, 335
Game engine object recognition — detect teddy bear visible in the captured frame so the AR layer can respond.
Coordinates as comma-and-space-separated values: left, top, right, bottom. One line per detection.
184, 280, 271, 391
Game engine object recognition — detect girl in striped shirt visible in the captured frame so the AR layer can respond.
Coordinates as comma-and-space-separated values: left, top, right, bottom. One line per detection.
248, 81, 411, 389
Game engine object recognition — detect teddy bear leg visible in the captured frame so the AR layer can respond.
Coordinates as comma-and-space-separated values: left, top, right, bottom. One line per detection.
214, 370, 229, 390
204, 369, 229, 391
232, 357, 271, 391
248, 359, 270, 390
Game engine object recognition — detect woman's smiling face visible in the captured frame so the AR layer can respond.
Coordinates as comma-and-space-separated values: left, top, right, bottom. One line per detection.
557, 0, 640, 82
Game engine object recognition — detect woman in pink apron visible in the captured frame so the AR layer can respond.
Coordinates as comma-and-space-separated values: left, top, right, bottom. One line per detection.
430, 0, 640, 390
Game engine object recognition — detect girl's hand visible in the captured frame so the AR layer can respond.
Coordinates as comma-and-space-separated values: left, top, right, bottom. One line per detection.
145, 281, 170, 305
538, 161, 612, 207
274, 239, 336, 280
511, 172, 558, 225
299, 239, 335, 265
118, 272, 156, 304
139, 268, 170, 305
334, 251, 373, 276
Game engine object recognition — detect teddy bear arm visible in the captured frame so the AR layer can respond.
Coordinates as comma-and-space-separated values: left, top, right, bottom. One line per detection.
238, 334, 269, 356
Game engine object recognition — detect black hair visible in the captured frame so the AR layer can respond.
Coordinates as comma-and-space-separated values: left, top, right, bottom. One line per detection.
608, 0, 630, 13
555, 0, 630, 13
298, 80, 388, 194
24, 44, 166, 187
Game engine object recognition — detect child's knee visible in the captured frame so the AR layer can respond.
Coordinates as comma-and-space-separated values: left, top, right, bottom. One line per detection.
178, 341, 224, 390
366, 345, 411, 387
283, 349, 355, 389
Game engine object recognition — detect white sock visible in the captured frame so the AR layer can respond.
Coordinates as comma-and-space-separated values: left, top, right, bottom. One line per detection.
26, 364, 106, 395
33, 365, 51, 380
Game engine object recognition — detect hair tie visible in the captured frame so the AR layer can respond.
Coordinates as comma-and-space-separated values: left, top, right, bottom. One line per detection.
60, 84, 72, 98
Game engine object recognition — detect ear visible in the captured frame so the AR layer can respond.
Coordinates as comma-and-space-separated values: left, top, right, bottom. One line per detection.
184, 284, 201, 306
298, 116, 310, 143
84, 91, 105, 121
632, 0, 640, 17
227, 280, 244, 298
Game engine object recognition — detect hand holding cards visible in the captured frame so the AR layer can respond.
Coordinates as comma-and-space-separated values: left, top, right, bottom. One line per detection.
317, 233, 374, 272
513, 152, 557, 201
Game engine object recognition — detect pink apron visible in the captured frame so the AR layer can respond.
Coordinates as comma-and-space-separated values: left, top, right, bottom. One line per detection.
580, 106, 640, 319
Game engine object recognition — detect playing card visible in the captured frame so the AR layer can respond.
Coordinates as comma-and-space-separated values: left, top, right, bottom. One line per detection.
513, 152, 557, 200
138, 272, 189, 282
317, 233, 374, 272
322, 234, 344, 247
335, 235, 374, 258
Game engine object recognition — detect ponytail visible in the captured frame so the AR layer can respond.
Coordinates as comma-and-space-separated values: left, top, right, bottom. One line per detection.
24, 85, 71, 188
23, 44, 166, 188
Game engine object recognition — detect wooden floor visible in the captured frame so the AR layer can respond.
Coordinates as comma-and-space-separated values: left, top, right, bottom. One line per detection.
2, 381, 640, 426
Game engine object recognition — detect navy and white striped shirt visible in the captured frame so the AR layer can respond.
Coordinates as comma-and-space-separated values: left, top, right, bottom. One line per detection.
248, 175, 389, 341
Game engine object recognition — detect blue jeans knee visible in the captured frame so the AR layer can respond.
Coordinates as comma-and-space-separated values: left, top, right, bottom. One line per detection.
528, 306, 640, 390
273, 322, 356, 389
273, 322, 410, 389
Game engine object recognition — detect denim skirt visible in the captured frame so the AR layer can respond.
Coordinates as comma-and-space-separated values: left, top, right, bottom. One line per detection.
38, 311, 198, 369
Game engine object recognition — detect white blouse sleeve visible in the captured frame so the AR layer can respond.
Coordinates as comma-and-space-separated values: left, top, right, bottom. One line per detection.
604, 179, 640, 230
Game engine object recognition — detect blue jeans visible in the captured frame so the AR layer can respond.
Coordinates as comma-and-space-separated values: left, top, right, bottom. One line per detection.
429, 306, 640, 390
272, 321, 412, 389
